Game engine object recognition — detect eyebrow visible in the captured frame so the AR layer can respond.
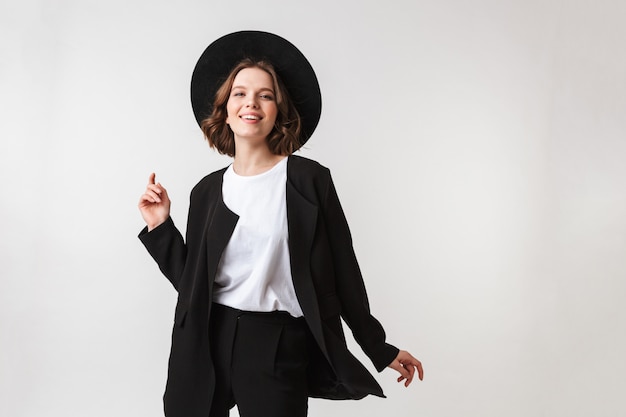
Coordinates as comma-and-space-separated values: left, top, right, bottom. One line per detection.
231, 85, 275, 93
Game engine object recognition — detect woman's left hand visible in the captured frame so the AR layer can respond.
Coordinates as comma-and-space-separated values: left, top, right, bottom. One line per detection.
387, 350, 424, 387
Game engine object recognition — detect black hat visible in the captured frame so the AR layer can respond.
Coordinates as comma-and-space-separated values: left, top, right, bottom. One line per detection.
191, 31, 322, 147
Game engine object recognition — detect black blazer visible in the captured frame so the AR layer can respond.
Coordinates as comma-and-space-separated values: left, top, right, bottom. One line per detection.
140, 155, 398, 417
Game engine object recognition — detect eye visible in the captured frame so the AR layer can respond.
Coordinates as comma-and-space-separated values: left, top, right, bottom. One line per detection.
232, 91, 244, 97
260, 94, 274, 100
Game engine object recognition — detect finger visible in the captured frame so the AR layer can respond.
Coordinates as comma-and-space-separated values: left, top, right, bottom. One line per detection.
417, 361, 424, 381
156, 182, 168, 195
403, 357, 423, 380
397, 361, 415, 386
405, 363, 416, 385
393, 361, 411, 382
392, 351, 423, 386
402, 364, 414, 387
145, 190, 162, 203
140, 190, 161, 204
405, 374, 413, 387
148, 172, 156, 185
138, 194, 156, 206
146, 184, 163, 195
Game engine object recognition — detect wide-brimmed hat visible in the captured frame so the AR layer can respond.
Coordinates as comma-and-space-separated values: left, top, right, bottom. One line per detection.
190, 31, 322, 147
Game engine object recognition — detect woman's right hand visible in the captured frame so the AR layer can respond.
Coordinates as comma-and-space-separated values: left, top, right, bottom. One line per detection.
138, 173, 171, 231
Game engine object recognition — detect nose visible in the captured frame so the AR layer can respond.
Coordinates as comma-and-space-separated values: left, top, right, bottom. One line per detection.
245, 95, 259, 108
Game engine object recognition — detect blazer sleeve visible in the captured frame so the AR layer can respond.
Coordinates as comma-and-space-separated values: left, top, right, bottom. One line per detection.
138, 216, 187, 291
321, 173, 399, 371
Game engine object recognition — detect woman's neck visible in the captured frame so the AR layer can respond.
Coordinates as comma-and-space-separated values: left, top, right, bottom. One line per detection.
232, 143, 286, 176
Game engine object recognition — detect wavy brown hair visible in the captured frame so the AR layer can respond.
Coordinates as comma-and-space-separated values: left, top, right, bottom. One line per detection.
201, 59, 302, 157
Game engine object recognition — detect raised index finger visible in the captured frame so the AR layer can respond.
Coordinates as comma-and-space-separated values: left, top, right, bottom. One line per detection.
148, 172, 156, 185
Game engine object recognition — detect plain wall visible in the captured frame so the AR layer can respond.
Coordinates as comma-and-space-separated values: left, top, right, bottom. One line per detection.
1, 0, 625, 416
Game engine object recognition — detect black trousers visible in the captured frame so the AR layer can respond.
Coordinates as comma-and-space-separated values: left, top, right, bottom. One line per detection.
209, 303, 310, 417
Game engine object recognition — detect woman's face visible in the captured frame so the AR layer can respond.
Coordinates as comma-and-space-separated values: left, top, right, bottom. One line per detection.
226, 67, 278, 145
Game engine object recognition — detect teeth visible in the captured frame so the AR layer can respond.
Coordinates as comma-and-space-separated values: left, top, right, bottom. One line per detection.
242, 115, 260, 120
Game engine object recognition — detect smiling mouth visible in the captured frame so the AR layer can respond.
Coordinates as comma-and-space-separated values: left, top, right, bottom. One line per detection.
240, 115, 262, 120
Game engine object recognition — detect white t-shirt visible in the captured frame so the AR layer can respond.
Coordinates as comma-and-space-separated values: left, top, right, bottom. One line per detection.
213, 157, 303, 317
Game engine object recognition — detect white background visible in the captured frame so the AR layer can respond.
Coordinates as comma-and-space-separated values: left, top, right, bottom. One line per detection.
1, 1, 625, 416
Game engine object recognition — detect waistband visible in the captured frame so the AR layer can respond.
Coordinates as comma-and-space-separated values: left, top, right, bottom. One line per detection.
212, 303, 306, 325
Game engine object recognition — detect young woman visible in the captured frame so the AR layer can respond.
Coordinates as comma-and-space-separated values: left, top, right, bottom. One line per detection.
138, 31, 423, 417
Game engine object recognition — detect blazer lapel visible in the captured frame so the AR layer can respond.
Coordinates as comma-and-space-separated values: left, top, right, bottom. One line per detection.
205, 179, 239, 300
286, 177, 330, 362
